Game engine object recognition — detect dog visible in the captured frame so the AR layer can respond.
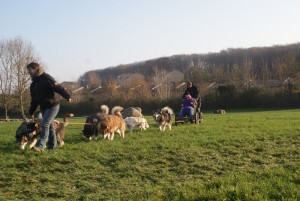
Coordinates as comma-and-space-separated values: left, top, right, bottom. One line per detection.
82, 105, 109, 141
100, 106, 126, 140
124, 116, 149, 132
16, 120, 41, 150
122, 107, 143, 118
53, 113, 74, 146
15, 113, 73, 150
153, 106, 173, 131
214, 109, 226, 114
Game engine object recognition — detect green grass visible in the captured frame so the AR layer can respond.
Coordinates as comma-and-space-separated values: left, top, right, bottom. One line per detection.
0, 109, 299, 200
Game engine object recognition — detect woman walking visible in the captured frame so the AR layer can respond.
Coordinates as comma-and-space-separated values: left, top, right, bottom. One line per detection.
27, 62, 72, 152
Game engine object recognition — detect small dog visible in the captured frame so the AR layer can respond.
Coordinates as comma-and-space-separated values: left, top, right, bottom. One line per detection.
82, 105, 109, 141
53, 113, 74, 146
15, 113, 73, 150
16, 120, 41, 150
100, 106, 126, 140
214, 109, 226, 114
124, 117, 149, 132
153, 106, 173, 131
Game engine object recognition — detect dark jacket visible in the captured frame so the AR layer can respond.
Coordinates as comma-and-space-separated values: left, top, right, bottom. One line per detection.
29, 73, 71, 116
182, 84, 199, 99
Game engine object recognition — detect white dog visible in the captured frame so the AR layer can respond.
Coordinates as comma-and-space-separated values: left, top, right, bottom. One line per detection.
124, 117, 149, 132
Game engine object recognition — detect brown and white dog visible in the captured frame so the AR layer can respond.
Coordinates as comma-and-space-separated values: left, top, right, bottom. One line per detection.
124, 116, 149, 132
100, 106, 126, 140
15, 113, 73, 150
53, 113, 74, 146
153, 106, 173, 131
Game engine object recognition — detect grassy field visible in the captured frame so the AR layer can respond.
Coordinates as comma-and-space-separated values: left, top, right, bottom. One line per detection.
0, 109, 299, 200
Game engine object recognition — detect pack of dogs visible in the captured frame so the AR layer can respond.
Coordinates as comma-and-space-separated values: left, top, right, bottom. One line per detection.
15, 104, 200, 149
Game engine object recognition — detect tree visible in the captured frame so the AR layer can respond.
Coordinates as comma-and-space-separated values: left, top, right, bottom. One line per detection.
0, 37, 39, 118
0, 40, 16, 119
152, 67, 172, 100
11, 37, 38, 118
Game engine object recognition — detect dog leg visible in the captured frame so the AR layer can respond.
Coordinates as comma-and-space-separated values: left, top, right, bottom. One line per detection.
20, 141, 28, 150
60, 140, 65, 147
94, 128, 98, 140
168, 123, 172, 130
103, 133, 108, 140
29, 138, 37, 149
163, 125, 166, 131
129, 126, 133, 133
110, 132, 115, 141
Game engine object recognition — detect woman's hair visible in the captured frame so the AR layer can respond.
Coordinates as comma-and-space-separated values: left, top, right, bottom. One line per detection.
27, 62, 40, 70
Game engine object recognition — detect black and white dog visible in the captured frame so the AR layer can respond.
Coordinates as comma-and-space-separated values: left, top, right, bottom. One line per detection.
82, 105, 109, 141
16, 120, 41, 150
153, 106, 173, 131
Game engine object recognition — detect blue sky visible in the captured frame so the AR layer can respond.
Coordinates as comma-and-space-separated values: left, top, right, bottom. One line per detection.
1, 0, 300, 81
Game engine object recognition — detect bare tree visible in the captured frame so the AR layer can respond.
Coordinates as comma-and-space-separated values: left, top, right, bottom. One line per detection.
152, 67, 172, 100
0, 40, 16, 119
85, 71, 101, 90
0, 37, 39, 119
242, 58, 256, 89
11, 37, 38, 118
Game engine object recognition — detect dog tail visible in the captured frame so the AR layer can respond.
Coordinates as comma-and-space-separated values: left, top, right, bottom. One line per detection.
63, 113, 74, 126
101, 105, 109, 115
161, 106, 173, 115
111, 106, 124, 116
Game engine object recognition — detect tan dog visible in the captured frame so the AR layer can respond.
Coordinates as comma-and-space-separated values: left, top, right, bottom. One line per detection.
53, 113, 74, 146
100, 106, 126, 140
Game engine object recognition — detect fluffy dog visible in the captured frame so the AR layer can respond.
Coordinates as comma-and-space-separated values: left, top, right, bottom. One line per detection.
153, 106, 173, 131
124, 117, 149, 132
82, 105, 109, 141
15, 113, 73, 150
122, 107, 143, 118
16, 120, 41, 150
100, 106, 126, 140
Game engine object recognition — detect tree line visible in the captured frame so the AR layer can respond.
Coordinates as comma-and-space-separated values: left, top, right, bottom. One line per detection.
1, 36, 300, 118
75, 43, 300, 114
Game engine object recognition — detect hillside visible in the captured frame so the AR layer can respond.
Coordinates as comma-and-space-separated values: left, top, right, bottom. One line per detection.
79, 43, 300, 88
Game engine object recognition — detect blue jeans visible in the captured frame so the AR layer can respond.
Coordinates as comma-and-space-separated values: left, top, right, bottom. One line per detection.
179, 107, 194, 122
35, 104, 60, 150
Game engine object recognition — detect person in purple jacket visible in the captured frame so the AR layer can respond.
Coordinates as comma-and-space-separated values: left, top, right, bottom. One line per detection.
179, 93, 195, 123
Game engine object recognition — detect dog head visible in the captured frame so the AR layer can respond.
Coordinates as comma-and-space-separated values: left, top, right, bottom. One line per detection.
152, 110, 162, 122
140, 118, 149, 129
100, 121, 110, 139
82, 113, 108, 140
82, 116, 99, 140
